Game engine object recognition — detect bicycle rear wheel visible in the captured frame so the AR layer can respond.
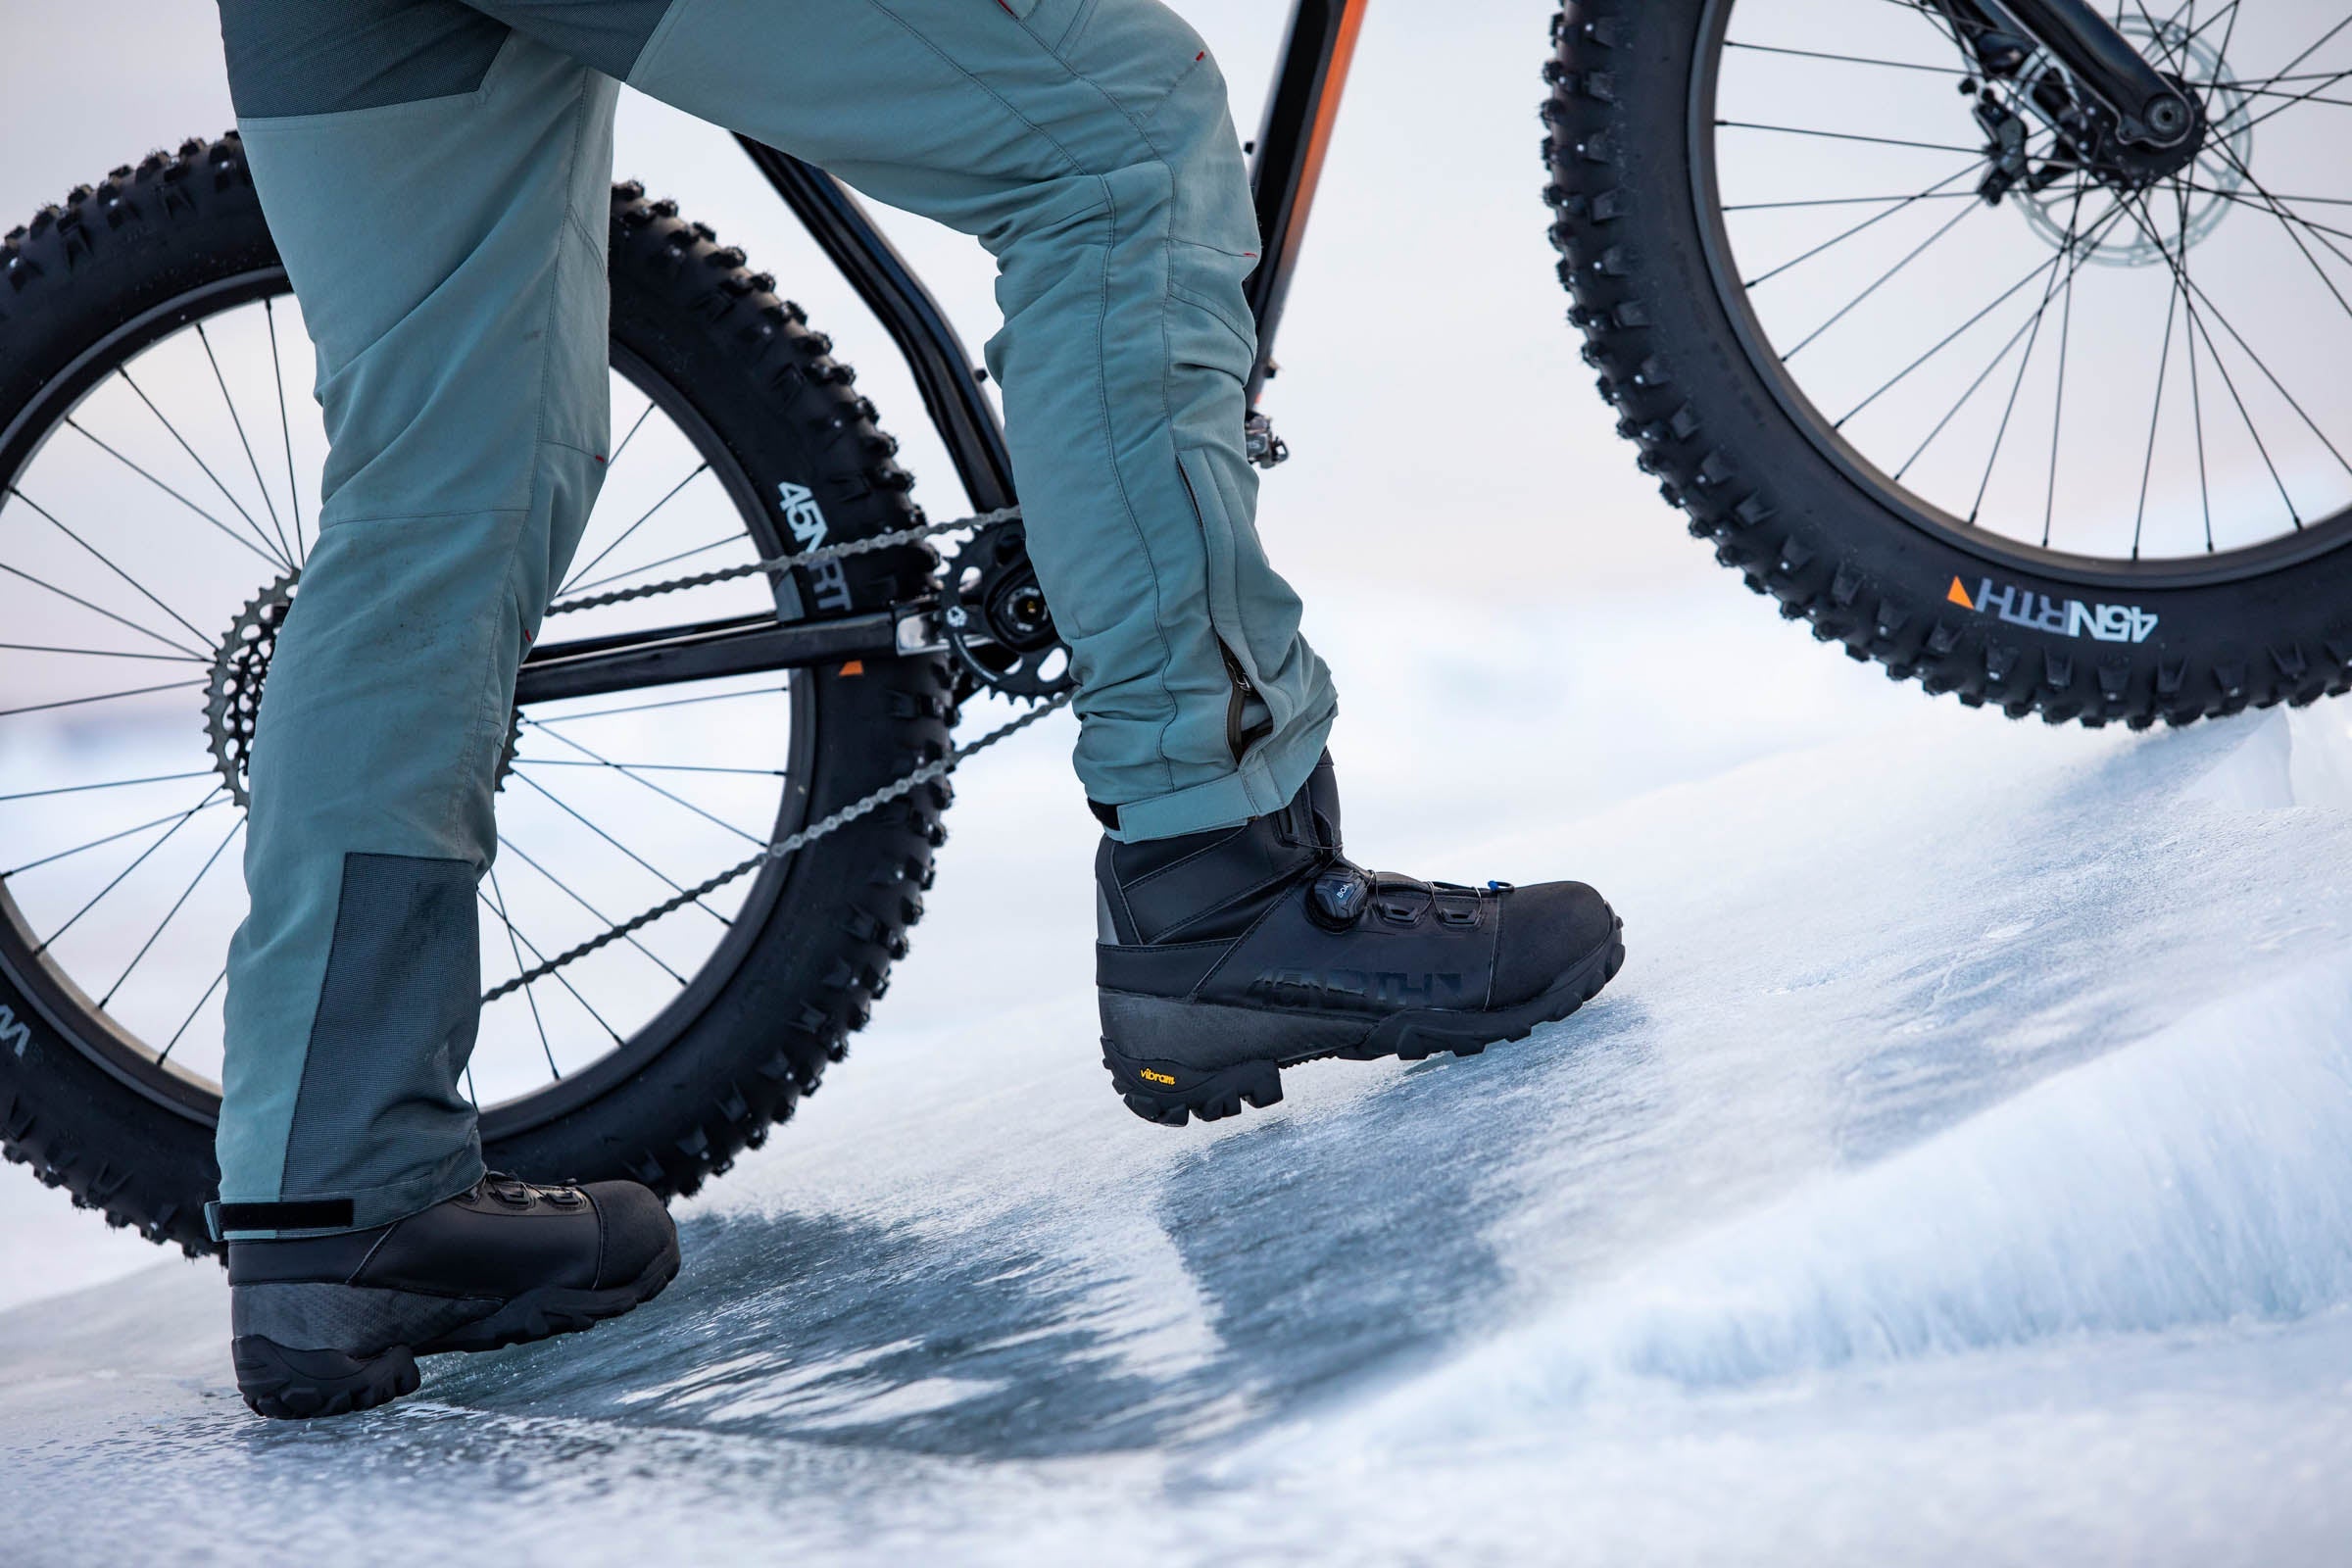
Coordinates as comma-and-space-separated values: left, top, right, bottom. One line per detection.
0, 136, 955, 1255
1546, 0, 2352, 722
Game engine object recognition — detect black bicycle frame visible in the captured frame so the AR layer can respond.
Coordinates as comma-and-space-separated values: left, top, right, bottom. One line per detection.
519, 0, 1369, 707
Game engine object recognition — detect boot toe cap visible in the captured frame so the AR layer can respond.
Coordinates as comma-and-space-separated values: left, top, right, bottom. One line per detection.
1492, 881, 1619, 1007
585, 1181, 677, 1290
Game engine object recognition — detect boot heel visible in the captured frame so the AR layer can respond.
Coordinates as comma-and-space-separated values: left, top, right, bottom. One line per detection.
231, 1335, 420, 1421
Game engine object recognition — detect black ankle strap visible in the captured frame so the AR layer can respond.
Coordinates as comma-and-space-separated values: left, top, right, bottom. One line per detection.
208, 1198, 357, 1240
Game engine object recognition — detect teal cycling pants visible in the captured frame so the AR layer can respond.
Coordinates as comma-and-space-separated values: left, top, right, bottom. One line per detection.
208, 0, 1337, 1236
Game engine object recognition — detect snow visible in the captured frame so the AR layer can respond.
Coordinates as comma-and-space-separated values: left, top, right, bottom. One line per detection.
5, 577, 2352, 1565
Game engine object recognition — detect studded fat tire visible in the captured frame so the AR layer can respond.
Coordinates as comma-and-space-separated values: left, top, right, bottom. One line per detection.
1542, 3, 2352, 727
0, 136, 956, 1258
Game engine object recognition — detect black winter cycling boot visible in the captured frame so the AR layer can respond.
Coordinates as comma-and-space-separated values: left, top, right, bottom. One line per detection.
226, 1173, 679, 1419
1096, 754, 1625, 1125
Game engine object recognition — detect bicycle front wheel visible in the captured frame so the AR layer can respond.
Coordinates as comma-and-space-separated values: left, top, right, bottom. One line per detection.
1546, 0, 2352, 723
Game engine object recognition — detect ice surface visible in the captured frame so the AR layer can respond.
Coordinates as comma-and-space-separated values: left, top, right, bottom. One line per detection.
4, 582, 2352, 1566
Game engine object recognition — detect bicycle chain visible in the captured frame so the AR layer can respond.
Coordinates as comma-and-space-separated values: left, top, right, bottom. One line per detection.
543, 506, 1023, 617
487, 504, 1069, 1004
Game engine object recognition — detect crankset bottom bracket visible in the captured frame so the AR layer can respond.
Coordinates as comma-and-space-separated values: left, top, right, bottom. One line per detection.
938, 523, 1075, 702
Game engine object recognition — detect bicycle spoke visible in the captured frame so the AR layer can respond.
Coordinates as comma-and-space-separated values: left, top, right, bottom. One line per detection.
2131, 239, 2186, 560
2231, 69, 2352, 137
517, 716, 769, 848
118, 368, 290, 569
519, 758, 788, 778
8, 489, 216, 652
2196, 142, 2352, 345
485, 864, 562, 1081
0, 643, 204, 665
605, 399, 658, 472
2207, 188, 2352, 261
99, 814, 243, 1008
1838, 202, 2127, 426
1723, 40, 1969, 74
2177, 183, 2215, 553
32, 787, 226, 957
2117, 195, 2352, 482
2131, 193, 2304, 527
157, 963, 227, 1065
477, 881, 624, 1045
2230, 83, 2352, 111
265, 299, 307, 563
1717, 120, 1989, 156
1725, 191, 1982, 212
0, 559, 209, 661
496, 834, 689, 985
1786, 197, 1985, 360
64, 418, 286, 573
558, 461, 711, 596
2249, 15, 2352, 99
1970, 193, 2089, 522
2201, 187, 2352, 275
0, 679, 207, 721
1900, 192, 2107, 484
556, 532, 749, 601
2042, 238, 2079, 550
196, 321, 296, 565
0, 771, 213, 805
3, 795, 228, 879
2184, 183, 2352, 210
507, 769, 731, 928
526, 684, 789, 727
1743, 160, 1989, 289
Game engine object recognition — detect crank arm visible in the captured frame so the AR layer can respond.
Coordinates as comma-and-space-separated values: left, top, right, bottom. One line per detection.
514, 605, 934, 707
1928, 0, 2196, 147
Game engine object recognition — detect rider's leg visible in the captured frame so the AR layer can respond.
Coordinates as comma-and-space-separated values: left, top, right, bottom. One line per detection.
466, 0, 1340, 840
210, 7, 620, 1238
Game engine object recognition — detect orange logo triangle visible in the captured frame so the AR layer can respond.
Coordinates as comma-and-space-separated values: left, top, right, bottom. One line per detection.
1947, 577, 1976, 611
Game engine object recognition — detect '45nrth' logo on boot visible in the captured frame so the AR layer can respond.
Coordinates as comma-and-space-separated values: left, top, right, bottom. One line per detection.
1250, 968, 1468, 1010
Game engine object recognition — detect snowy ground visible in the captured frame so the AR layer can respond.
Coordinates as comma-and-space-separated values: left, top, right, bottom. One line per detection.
6, 576, 2352, 1566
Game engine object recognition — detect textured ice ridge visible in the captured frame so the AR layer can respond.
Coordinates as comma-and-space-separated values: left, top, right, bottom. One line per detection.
1367, 959, 2352, 1432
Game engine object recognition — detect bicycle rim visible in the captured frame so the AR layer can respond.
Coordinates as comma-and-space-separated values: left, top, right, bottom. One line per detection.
1692, 0, 2352, 586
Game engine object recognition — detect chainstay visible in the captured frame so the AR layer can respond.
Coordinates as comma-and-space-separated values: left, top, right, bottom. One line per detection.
481, 688, 1071, 1004
545, 506, 1023, 616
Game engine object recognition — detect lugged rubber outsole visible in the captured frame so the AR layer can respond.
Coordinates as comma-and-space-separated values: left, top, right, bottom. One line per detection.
1102, 922, 1628, 1127
232, 1237, 682, 1420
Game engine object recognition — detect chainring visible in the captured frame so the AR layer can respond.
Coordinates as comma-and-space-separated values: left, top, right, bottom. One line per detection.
937, 523, 1075, 703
